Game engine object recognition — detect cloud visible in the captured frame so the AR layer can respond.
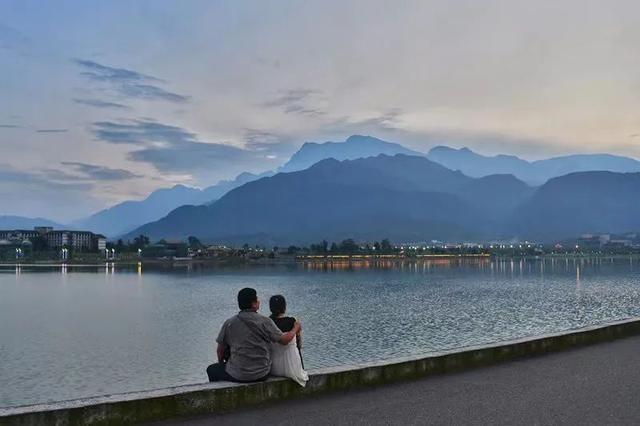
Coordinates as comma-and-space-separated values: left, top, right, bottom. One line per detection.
262, 88, 324, 116
128, 142, 252, 172
74, 59, 161, 83
91, 120, 283, 181
0, 124, 20, 128
0, 163, 92, 191
60, 162, 142, 181
243, 129, 298, 159
92, 120, 199, 146
262, 89, 316, 107
36, 129, 68, 133
0, 163, 101, 222
118, 83, 189, 103
73, 98, 129, 110
74, 59, 190, 103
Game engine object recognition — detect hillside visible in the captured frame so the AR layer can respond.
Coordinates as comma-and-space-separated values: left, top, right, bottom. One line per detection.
126, 154, 530, 244
511, 171, 640, 241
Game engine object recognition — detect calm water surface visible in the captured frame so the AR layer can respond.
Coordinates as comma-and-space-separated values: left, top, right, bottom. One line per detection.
1, 257, 640, 408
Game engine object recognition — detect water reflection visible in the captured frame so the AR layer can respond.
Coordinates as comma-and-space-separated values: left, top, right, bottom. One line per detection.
2, 256, 639, 277
301, 257, 492, 272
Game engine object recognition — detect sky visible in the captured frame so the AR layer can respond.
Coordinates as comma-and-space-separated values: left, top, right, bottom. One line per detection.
2, 0, 640, 222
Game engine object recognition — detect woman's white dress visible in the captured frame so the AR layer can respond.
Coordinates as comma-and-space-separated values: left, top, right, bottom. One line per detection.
270, 336, 308, 386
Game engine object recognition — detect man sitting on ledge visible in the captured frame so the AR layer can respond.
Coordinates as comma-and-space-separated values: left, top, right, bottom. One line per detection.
207, 287, 301, 383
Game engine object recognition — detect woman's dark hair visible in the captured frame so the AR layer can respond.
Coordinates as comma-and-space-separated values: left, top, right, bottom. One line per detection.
269, 294, 286, 316
237, 287, 257, 310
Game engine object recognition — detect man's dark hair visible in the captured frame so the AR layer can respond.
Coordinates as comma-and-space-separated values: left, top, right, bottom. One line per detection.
269, 294, 286, 316
237, 287, 257, 310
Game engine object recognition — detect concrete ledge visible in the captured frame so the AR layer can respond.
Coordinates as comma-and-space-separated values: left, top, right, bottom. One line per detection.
3, 317, 640, 425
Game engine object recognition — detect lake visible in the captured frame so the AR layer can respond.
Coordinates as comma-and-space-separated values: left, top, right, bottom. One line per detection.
1, 257, 640, 408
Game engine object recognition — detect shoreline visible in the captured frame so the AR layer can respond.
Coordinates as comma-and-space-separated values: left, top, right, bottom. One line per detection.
1, 252, 640, 268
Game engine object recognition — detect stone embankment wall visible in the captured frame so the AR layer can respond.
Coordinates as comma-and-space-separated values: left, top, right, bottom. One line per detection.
3, 318, 640, 425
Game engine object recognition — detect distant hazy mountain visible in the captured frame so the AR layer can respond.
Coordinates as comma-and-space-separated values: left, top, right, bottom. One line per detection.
0, 216, 65, 230
511, 171, 640, 241
75, 172, 270, 237
125, 154, 532, 245
427, 146, 640, 185
279, 135, 424, 173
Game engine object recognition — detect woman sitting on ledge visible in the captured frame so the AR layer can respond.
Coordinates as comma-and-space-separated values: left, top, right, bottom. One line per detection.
269, 295, 309, 387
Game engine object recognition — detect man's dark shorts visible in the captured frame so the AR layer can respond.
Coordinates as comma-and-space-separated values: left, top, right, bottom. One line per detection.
206, 363, 268, 383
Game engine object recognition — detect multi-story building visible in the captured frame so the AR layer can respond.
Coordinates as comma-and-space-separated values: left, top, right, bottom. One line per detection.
0, 227, 106, 252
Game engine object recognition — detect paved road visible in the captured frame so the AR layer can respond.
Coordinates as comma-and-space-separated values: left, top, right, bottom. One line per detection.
155, 336, 640, 425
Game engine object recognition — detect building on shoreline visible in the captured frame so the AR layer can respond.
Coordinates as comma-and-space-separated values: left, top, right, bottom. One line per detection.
0, 227, 106, 252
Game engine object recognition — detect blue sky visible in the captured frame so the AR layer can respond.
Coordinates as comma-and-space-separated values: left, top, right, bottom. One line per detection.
2, 0, 640, 221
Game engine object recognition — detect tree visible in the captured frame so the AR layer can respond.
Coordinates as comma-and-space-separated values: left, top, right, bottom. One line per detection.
132, 234, 150, 250
187, 236, 203, 248
29, 236, 48, 252
339, 239, 359, 253
381, 239, 392, 253
286, 245, 299, 254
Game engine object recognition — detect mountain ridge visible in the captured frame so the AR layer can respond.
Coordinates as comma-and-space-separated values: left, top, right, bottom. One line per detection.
427, 146, 640, 184
125, 154, 531, 244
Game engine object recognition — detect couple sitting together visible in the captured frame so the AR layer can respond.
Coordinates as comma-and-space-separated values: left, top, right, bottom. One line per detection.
206, 287, 308, 387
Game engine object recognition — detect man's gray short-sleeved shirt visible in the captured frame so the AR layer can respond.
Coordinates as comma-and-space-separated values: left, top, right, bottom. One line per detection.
216, 310, 284, 381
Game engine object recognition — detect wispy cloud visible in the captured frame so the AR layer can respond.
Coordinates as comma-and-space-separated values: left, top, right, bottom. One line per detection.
36, 129, 68, 133
74, 59, 190, 103
74, 59, 161, 83
92, 120, 199, 146
332, 109, 405, 132
91, 120, 281, 176
262, 89, 316, 108
0, 163, 92, 191
61, 162, 142, 181
262, 88, 324, 116
73, 98, 129, 110
0, 163, 100, 221
0, 124, 20, 128
243, 129, 298, 159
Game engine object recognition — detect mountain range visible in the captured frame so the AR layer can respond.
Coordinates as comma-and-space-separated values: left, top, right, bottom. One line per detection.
70, 135, 416, 237
126, 154, 640, 244
72, 171, 271, 237
124, 154, 532, 244
427, 146, 640, 185
0, 216, 66, 231
5, 134, 640, 241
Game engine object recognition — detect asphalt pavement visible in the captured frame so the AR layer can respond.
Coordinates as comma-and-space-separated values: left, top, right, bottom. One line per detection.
154, 335, 640, 425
